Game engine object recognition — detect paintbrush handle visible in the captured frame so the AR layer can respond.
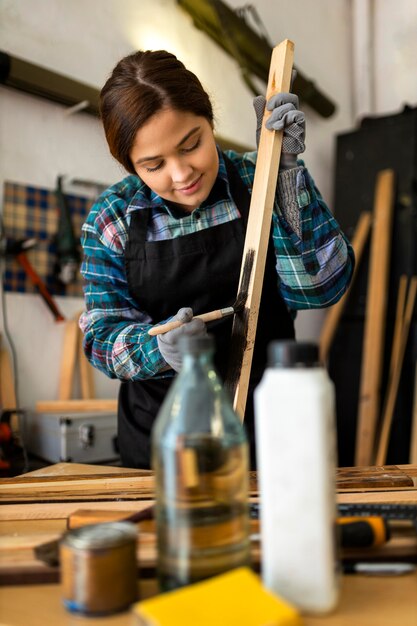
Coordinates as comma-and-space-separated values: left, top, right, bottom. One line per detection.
148, 307, 235, 336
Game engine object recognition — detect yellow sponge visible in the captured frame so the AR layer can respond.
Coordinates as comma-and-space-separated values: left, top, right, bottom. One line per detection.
132, 567, 302, 626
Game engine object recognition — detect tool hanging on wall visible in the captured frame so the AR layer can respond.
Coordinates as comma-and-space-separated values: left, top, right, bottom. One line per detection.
54, 175, 80, 285
3, 238, 65, 322
176, 0, 335, 118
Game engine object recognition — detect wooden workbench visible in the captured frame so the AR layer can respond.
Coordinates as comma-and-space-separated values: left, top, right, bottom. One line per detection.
1, 463, 416, 625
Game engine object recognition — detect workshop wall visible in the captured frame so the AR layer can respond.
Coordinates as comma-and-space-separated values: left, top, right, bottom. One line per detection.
0, 0, 416, 409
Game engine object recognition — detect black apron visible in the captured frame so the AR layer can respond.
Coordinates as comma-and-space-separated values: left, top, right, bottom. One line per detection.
119, 155, 294, 468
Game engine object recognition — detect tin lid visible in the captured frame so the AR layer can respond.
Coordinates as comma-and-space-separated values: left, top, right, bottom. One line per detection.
62, 522, 137, 550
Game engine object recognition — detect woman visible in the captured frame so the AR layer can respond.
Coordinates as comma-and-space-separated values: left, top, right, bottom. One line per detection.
80, 50, 354, 469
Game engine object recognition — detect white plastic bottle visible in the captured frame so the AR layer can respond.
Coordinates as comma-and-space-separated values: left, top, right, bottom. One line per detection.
254, 340, 339, 614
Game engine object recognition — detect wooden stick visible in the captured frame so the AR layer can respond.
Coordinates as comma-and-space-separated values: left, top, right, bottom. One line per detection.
355, 170, 395, 466
387, 275, 408, 385
320, 211, 372, 363
226, 39, 294, 420
375, 276, 417, 465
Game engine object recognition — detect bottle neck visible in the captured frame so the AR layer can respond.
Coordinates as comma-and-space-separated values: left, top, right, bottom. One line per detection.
182, 351, 214, 370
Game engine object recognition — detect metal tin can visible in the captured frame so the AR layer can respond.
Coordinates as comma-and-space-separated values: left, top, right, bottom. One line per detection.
60, 521, 138, 615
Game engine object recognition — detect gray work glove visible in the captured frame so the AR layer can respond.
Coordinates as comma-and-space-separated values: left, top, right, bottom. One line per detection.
253, 92, 306, 170
157, 307, 208, 372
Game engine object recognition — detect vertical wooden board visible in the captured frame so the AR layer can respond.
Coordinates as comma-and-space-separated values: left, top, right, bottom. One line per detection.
226, 39, 294, 420
57, 319, 79, 401
355, 170, 395, 466
78, 322, 96, 400
0, 334, 17, 410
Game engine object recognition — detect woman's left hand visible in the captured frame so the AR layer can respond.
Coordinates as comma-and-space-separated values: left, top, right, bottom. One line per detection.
253, 92, 306, 170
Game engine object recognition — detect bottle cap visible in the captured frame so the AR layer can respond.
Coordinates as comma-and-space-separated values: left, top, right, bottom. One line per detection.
178, 333, 214, 354
268, 340, 320, 368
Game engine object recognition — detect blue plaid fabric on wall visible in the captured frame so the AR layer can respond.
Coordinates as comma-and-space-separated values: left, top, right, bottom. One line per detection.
2, 181, 93, 297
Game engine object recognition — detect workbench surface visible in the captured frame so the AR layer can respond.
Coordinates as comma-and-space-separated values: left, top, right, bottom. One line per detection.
1, 462, 416, 625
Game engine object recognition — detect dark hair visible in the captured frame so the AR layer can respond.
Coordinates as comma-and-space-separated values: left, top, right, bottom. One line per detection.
100, 50, 214, 174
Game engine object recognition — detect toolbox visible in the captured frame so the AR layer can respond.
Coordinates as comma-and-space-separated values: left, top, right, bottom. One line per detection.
23, 411, 119, 463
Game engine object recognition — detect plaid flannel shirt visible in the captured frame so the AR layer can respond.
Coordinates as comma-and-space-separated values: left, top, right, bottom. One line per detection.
80, 148, 354, 381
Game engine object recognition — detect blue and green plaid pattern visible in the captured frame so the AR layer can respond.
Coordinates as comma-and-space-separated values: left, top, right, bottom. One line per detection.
80, 148, 354, 381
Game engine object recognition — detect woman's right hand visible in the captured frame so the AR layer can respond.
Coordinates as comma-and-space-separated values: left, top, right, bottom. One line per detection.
156, 307, 207, 372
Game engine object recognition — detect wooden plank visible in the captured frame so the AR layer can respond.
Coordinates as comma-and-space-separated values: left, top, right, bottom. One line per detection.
0, 500, 154, 521
0, 475, 156, 503
335, 464, 415, 490
1, 483, 416, 522
337, 489, 417, 505
375, 276, 417, 465
355, 170, 395, 466
2, 463, 417, 510
57, 319, 79, 401
0, 470, 151, 484
16, 462, 145, 479
227, 39, 294, 419
35, 399, 117, 413
0, 474, 259, 504
319, 212, 372, 363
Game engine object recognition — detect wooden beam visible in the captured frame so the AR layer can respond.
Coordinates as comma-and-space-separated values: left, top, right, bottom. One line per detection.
355, 170, 395, 466
226, 39, 294, 419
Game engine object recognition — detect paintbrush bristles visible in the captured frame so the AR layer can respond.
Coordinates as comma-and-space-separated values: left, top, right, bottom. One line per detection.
233, 249, 255, 314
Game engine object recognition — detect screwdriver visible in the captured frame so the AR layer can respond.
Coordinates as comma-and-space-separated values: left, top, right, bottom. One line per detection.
249, 504, 390, 549
338, 516, 390, 548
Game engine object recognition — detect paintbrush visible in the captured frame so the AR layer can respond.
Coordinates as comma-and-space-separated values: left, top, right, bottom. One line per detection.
148, 300, 244, 337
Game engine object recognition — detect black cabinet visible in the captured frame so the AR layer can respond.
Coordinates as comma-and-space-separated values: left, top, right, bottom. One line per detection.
329, 106, 417, 466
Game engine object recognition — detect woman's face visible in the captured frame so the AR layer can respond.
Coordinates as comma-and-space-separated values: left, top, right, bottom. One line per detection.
130, 108, 219, 212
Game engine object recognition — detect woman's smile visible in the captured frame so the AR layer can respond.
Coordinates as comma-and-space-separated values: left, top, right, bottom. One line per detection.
176, 174, 203, 195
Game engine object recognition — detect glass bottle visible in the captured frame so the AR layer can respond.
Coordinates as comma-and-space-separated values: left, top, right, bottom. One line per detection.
152, 334, 250, 592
